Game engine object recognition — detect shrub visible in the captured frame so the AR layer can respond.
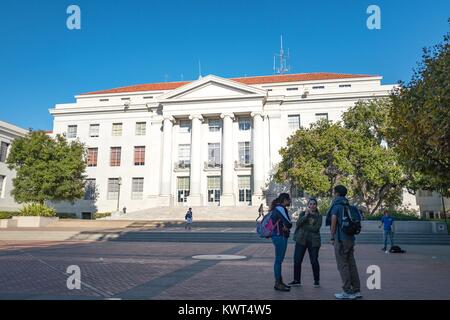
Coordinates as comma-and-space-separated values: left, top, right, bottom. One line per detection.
0, 211, 19, 219
18, 203, 56, 217
365, 207, 421, 221
56, 212, 77, 219
94, 212, 112, 219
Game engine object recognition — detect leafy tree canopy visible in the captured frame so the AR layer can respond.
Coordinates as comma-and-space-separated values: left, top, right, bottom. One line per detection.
6, 131, 87, 204
388, 29, 450, 196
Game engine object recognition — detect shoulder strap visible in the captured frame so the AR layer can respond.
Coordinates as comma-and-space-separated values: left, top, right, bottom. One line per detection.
275, 206, 290, 223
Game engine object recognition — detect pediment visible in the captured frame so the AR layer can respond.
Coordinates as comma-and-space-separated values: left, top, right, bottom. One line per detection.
158, 75, 267, 101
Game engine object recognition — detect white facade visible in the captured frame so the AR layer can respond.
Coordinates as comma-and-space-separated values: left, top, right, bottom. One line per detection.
49, 73, 400, 217
0, 120, 28, 211
415, 190, 449, 219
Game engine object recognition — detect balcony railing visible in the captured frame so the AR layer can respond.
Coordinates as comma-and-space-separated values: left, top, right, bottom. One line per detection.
234, 160, 253, 169
204, 161, 222, 170
174, 160, 191, 170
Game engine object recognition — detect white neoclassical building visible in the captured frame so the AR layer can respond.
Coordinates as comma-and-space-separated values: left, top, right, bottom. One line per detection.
0, 120, 28, 211
49, 72, 400, 217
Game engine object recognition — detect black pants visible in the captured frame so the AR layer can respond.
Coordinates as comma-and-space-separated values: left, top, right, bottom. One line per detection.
293, 241, 320, 282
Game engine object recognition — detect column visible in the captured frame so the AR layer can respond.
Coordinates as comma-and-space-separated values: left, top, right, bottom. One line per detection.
160, 115, 174, 205
251, 111, 265, 206
187, 114, 203, 206
220, 112, 235, 206
266, 113, 282, 205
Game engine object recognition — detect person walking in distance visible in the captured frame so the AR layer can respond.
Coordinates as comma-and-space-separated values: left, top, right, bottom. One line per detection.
185, 208, 193, 230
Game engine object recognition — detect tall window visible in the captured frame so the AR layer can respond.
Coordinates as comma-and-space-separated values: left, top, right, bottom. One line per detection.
177, 177, 190, 203
238, 118, 251, 131
87, 148, 98, 167
89, 124, 99, 137
134, 146, 145, 166
288, 115, 300, 130
315, 113, 328, 121
67, 125, 77, 138
238, 142, 251, 165
208, 119, 221, 132
208, 143, 221, 166
110, 147, 121, 166
0, 142, 9, 162
178, 144, 191, 167
135, 122, 146, 136
84, 179, 96, 200
179, 120, 191, 133
238, 176, 251, 203
207, 176, 221, 203
132, 178, 144, 200
107, 178, 120, 200
112, 123, 123, 136
0, 175, 5, 198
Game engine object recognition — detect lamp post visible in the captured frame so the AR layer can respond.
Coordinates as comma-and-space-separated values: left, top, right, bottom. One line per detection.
441, 189, 447, 222
116, 177, 122, 212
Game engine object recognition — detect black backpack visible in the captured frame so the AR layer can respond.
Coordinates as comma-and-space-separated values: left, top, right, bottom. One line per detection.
340, 205, 362, 236
389, 246, 406, 253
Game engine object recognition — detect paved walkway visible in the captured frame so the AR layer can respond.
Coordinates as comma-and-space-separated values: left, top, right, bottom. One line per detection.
0, 239, 449, 300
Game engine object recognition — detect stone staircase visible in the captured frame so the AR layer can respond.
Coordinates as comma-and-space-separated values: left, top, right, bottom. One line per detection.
112, 230, 450, 245
110, 206, 262, 221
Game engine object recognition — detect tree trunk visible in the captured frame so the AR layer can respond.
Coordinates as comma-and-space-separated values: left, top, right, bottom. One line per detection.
369, 184, 391, 215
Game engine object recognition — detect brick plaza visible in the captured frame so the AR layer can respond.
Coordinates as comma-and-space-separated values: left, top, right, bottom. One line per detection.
0, 239, 449, 300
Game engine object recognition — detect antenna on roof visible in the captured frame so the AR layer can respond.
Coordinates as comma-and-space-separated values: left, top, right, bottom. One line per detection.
273, 35, 290, 74
198, 60, 202, 79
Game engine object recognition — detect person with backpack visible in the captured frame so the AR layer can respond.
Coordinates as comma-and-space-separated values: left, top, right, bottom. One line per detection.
289, 197, 322, 288
270, 193, 293, 292
379, 210, 395, 252
185, 208, 193, 230
328, 185, 362, 300
258, 203, 264, 218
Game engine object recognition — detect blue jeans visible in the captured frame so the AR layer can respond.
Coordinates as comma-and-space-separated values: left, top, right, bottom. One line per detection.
384, 230, 394, 248
272, 235, 288, 281
293, 241, 320, 282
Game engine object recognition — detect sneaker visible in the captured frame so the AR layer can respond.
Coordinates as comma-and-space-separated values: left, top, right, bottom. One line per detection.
334, 292, 356, 300
274, 282, 290, 292
381, 247, 386, 251
280, 278, 291, 288
313, 281, 320, 288
288, 280, 302, 287
352, 291, 363, 299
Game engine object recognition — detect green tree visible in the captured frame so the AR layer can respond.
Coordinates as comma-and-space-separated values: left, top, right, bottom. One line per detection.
388, 29, 450, 197
6, 131, 87, 204
342, 98, 391, 144
343, 99, 409, 210
275, 119, 405, 215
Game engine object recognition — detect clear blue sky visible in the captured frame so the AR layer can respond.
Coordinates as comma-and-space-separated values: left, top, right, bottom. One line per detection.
0, 0, 448, 130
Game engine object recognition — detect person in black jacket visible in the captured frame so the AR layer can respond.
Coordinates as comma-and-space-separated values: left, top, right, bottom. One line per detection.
270, 193, 293, 291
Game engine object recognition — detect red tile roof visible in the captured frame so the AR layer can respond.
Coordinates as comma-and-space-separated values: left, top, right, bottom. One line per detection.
80, 72, 378, 96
